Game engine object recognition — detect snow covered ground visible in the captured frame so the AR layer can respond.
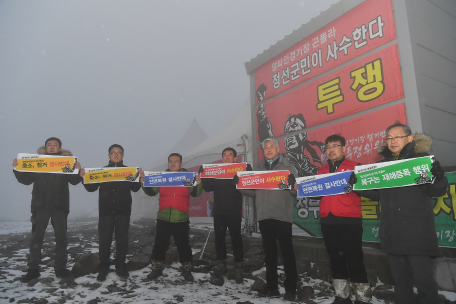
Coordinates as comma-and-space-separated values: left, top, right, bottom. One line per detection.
0, 221, 455, 304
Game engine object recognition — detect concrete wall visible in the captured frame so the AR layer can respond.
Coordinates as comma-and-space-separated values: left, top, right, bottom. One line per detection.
405, 0, 456, 166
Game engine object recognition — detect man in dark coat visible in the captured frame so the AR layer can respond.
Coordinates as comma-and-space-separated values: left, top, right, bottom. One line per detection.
80, 144, 142, 281
360, 122, 447, 304
13, 137, 82, 282
199, 147, 247, 285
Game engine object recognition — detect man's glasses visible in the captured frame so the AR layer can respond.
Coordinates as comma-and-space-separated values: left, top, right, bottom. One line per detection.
168, 160, 181, 164
109, 152, 123, 155
386, 135, 409, 142
325, 144, 343, 151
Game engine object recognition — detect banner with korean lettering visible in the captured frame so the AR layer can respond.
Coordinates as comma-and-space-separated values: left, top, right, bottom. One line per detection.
293, 172, 456, 248
354, 156, 435, 190
201, 163, 247, 179
14, 153, 78, 174
83, 167, 140, 184
257, 104, 407, 178
296, 171, 352, 197
143, 171, 197, 187
254, 0, 396, 101
236, 171, 290, 190
256, 44, 403, 140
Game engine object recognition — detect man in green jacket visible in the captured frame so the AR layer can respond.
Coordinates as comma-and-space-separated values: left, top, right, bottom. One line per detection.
141, 153, 202, 281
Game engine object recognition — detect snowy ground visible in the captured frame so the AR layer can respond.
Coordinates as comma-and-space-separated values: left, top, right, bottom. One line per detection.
0, 221, 455, 304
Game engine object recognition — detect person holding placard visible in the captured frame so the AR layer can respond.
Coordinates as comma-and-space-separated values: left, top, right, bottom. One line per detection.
234, 138, 298, 301
140, 153, 203, 282
199, 147, 249, 286
361, 122, 447, 304
12, 137, 81, 283
79, 144, 142, 281
310, 134, 370, 304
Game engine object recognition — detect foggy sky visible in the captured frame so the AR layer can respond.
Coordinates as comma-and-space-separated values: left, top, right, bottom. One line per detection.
0, 0, 340, 221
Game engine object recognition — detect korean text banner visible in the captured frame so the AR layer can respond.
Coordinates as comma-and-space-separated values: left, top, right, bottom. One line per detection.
143, 171, 197, 187
236, 170, 290, 190
297, 171, 352, 197
254, 0, 396, 101
293, 172, 456, 248
83, 167, 139, 184
257, 104, 407, 178
15, 153, 78, 174
256, 44, 403, 139
354, 156, 434, 190
201, 163, 247, 179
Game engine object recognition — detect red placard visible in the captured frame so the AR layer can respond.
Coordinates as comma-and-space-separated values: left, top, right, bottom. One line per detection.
254, 0, 396, 101
256, 104, 407, 177
256, 44, 403, 140
236, 170, 290, 190
201, 163, 247, 179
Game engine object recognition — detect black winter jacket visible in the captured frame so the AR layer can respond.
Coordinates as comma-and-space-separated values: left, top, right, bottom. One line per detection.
13, 148, 82, 215
83, 161, 141, 217
201, 178, 243, 217
361, 134, 447, 257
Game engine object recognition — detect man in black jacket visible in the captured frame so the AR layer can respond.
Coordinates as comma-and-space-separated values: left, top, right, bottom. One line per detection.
199, 147, 247, 285
13, 137, 82, 283
360, 122, 447, 304
80, 144, 142, 281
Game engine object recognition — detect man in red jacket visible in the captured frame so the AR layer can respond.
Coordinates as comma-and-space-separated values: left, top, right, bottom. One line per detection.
318, 134, 370, 304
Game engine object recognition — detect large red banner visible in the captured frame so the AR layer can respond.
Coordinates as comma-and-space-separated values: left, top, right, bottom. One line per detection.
254, 0, 396, 101
256, 104, 407, 177
256, 44, 403, 140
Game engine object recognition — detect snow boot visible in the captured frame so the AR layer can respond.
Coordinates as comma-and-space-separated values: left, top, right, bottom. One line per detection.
20, 269, 40, 283
283, 291, 296, 301
234, 262, 243, 284
181, 261, 194, 282
353, 282, 371, 304
333, 279, 352, 304
210, 273, 224, 286
212, 260, 227, 276
115, 264, 129, 278
97, 268, 109, 282
55, 269, 72, 279
258, 288, 281, 298
147, 260, 163, 280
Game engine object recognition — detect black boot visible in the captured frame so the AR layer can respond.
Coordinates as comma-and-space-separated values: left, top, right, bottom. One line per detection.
147, 260, 163, 280
115, 264, 129, 278
55, 269, 72, 279
210, 273, 224, 286
181, 261, 194, 282
20, 269, 40, 283
212, 260, 227, 276
234, 262, 243, 284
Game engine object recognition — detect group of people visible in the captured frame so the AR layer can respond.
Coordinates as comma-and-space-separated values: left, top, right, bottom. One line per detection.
13, 120, 448, 304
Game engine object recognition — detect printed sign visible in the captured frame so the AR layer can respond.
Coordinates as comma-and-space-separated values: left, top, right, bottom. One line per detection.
254, 0, 396, 101
257, 104, 407, 178
143, 171, 197, 187
201, 163, 247, 179
236, 170, 290, 190
296, 171, 353, 197
83, 167, 140, 184
256, 44, 403, 139
293, 172, 456, 248
14, 153, 78, 174
354, 156, 435, 190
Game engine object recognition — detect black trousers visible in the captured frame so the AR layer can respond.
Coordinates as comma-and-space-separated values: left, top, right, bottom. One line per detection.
259, 219, 298, 293
151, 219, 192, 263
29, 210, 68, 271
98, 214, 130, 269
320, 224, 368, 283
387, 254, 438, 304
214, 215, 244, 262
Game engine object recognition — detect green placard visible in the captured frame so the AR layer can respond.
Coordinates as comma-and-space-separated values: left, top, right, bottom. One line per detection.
293, 171, 456, 247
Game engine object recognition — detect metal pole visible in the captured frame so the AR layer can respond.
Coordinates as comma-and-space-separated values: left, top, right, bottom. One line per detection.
199, 226, 213, 260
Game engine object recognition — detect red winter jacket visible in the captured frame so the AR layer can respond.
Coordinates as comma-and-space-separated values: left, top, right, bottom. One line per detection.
158, 186, 192, 213
318, 159, 361, 218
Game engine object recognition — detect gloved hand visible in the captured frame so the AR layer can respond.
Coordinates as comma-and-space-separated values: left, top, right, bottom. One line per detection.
431, 161, 445, 182
288, 174, 296, 187
199, 165, 204, 173
232, 175, 239, 186
344, 172, 357, 194
246, 164, 253, 171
